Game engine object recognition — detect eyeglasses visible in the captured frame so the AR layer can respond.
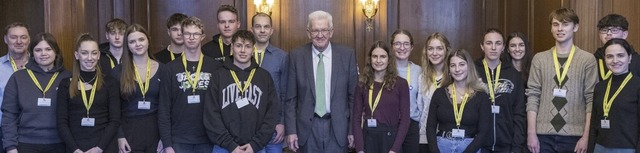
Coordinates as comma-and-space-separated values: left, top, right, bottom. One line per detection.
599, 27, 624, 34
183, 32, 203, 38
393, 42, 412, 48
308, 29, 332, 36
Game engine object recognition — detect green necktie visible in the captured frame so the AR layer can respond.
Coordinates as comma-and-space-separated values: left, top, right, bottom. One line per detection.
315, 53, 326, 116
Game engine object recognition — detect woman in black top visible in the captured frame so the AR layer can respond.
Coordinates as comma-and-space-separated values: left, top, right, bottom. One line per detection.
503, 32, 533, 82
588, 38, 640, 153
2, 33, 71, 153
57, 34, 120, 153
114, 24, 163, 153
426, 49, 491, 153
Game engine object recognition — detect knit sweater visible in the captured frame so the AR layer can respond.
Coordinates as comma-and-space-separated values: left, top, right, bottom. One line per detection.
526, 46, 598, 136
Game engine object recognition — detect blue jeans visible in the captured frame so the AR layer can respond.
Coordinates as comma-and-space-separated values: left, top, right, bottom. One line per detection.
436, 136, 480, 153
260, 132, 283, 153
537, 135, 580, 153
594, 144, 636, 153
213, 145, 265, 153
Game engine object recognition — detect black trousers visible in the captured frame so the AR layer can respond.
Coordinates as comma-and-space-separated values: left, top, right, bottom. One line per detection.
419, 144, 432, 153
402, 120, 420, 153
17, 142, 65, 153
121, 114, 160, 153
364, 124, 398, 153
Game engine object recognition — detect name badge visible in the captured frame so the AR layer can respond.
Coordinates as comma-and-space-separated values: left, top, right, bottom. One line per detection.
138, 101, 151, 110
81, 117, 95, 127
236, 98, 249, 109
491, 105, 500, 114
187, 95, 200, 104
367, 118, 377, 127
553, 88, 567, 98
601, 119, 610, 129
37, 98, 52, 106
452, 129, 465, 138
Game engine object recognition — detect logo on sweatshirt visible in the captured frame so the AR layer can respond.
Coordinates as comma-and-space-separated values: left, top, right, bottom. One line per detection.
221, 82, 264, 109
176, 72, 212, 92
482, 78, 515, 99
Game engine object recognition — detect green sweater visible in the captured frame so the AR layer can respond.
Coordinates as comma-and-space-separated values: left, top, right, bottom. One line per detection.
526, 46, 598, 136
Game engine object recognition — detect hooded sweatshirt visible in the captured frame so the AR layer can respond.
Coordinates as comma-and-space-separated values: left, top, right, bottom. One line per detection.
203, 60, 279, 151
99, 42, 121, 75
593, 47, 640, 81
474, 58, 526, 152
1, 60, 71, 150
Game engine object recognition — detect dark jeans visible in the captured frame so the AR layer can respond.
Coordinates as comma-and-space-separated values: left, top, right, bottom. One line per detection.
16, 142, 65, 153
402, 120, 419, 153
172, 143, 212, 153
537, 135, 580, 153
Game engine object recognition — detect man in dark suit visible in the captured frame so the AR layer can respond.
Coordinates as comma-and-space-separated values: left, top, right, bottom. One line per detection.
285, 10, 358, 153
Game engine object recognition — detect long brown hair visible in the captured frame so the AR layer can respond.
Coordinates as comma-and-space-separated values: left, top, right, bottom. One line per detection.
29, 33, 63, 68
120, 24, 154, 98
420, 32, 451, 92
70, 34, 103, 97
441, 49, 485, 96
503, 32, 533, 81
359, 41, 397, 90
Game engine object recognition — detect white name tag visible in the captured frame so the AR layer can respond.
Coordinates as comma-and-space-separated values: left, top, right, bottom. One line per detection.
37, 98, 51, 106
491, 105, 500, 114
81, 117, 95, 127
601, 119, 610, 129
367, 118, 377, 127
138, 101, 151, 110
452, 129, 465, 138
553, 88, 567, 98
187, 95, 200, 104
236, 98, 249, 109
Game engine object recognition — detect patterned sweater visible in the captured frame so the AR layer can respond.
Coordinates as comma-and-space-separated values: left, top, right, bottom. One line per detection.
525, 46, 598, 136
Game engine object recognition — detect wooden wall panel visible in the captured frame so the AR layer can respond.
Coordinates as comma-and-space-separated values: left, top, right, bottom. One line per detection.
395, 0, 486, 63
505, 0, 531, 37
0, 0, 45, 56
144, 0, 240, 54
571, 0, 601, 53
531, 0, 562, 52
611, 0, 640, 52
45, 0, 87, 68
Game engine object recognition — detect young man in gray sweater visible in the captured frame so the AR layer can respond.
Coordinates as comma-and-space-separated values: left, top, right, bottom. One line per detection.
525, 8, 598, 153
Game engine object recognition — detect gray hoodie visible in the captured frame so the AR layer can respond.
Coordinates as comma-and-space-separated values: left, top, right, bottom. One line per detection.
1, 60, 71, 151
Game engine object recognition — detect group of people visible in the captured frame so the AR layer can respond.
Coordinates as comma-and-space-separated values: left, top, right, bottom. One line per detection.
0, 4, 637, 153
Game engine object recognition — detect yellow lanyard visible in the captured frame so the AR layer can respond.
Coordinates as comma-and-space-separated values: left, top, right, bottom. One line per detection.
368, 82, 385, 116
26, 69, 59, 97
552, 45, 576, 87
218, 37, 232, 60
9, 56, 18, 72
482, 59, 501, 103
230, 68, 257, 96
603, 73, 633, 118
451, 84, 469, 128
598, 59, 612, 80
406, 63, 411, 84
168, 46, 180, 61
107, 54, 116, 68
432, 74, 441, 88
133, 59, 151, 100
182, 52, 204, 94
79, 78, 98, 117
254, 46, 265, 67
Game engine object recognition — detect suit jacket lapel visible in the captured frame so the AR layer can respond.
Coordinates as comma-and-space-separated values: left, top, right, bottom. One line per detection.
304, 44, 316, 99
330, 48, 339, 101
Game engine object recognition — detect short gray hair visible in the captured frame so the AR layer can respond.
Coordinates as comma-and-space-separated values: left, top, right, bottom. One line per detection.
307, 10, 333, 29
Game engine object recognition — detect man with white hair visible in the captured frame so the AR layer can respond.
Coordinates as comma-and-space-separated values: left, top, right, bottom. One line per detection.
285, 10, 358, 153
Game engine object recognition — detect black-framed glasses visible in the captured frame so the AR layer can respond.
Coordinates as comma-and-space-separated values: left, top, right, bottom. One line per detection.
599, 27, 624, 34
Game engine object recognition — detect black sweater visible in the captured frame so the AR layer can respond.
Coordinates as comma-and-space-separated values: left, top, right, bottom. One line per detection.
154, 48, 182, 64
202, 34, 231, 62
158, 55, 221, 148
56, 71, 121, 151
112, 64, 164, 117
588, 72, 640, 152
474, 59, 526, 152
427, 87, 491, 153
203, 60, 279, 151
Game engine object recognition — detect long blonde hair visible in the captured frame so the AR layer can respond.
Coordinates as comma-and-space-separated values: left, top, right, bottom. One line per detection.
69, 34, 103, 98
441, 49, 486, 96
420, 32, 451, 92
